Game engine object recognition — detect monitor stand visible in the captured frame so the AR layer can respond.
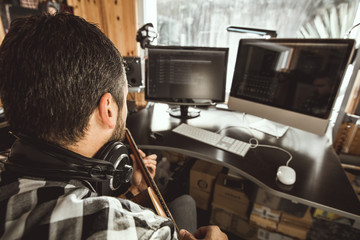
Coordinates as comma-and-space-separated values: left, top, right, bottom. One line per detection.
249, 119, 289, 138
169, 105, 200, 119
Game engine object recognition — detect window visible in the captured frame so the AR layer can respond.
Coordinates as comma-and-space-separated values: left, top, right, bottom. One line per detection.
140, 0, 360, 93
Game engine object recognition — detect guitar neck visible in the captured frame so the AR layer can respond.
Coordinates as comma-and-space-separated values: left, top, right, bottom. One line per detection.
125, 129, 180, 234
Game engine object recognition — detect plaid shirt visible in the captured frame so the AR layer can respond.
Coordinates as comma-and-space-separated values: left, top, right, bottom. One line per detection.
0, 176, 178, 239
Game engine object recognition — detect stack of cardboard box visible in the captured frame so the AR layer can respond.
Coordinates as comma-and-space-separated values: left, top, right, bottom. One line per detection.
189, 160, 317, 239
209, 173, 258, 239
250, 203, 281, 232
250, 187, 313, 240
257, 228, 293, 240
277, 208, 313, 239
189, 160, 223, 210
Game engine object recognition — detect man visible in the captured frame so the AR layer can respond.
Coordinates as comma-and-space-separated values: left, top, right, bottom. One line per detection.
0, 13, 227, 240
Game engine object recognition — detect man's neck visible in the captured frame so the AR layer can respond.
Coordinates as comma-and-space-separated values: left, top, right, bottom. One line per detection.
65, 139, 102, 158
64, 113, 112, 158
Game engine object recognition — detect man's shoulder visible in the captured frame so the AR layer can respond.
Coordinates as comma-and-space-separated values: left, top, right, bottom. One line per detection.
0, 178, 178, 239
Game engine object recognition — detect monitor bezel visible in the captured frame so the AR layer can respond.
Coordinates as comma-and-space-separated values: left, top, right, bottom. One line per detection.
145, 45, 229, 106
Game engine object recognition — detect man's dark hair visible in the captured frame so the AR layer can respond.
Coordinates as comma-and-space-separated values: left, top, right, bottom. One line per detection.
0, 13, 126, 145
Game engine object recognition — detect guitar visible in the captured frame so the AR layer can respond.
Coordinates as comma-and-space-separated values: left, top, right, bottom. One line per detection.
125, 128, 180, 234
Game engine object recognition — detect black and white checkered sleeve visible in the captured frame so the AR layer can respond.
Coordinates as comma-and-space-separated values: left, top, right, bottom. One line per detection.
0, 179, 178, 240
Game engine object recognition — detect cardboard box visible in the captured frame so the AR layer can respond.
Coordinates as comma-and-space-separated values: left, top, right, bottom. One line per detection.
257, 228, 294, 240
189, 160, 222, 210
254, 187, 308, 217
312, 208, 341, 221
277, 221, 309, 240
250, 203, 281, 231
281, 207, 313, 228
212, 173, 250, 216
191, 190, 212, 211
210, 202, 258, 239
254, 187, 281, 210
252, 203, 282, 222
210, 203, 233, 231
276, 208, 312, 240
250, 212, 278, 231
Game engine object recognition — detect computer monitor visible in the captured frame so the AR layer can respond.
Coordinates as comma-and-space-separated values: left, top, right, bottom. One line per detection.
145, 46, 229, 118
228, 38, 355, 136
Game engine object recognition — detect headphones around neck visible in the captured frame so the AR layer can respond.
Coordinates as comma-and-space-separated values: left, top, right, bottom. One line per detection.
5, 134, 133, 196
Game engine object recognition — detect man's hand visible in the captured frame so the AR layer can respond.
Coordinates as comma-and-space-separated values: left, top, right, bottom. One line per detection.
179, 226, 228, 240
130, 149, 157, 192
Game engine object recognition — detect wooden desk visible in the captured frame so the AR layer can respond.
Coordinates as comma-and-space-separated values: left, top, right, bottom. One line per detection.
126, 103, 360, 222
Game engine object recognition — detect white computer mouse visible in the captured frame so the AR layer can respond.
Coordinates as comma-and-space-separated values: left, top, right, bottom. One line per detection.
276, 165, 296, 185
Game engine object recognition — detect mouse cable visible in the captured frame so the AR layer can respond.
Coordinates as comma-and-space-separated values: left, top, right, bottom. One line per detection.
248, 138, 293, 166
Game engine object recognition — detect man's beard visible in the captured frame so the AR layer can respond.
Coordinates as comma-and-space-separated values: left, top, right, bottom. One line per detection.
109, 113, 126, 142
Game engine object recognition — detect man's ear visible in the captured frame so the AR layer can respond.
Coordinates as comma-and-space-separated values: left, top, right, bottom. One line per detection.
98, 93, 117, 129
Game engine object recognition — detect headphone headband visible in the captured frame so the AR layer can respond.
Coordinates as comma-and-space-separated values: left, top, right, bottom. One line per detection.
7, 137, 115, 181
6, 133, 133, 193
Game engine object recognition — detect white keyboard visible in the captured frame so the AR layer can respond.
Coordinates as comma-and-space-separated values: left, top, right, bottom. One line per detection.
172, 123, 250, 157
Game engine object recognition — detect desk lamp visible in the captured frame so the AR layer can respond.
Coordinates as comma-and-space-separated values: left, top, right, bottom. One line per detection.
226, 26, 277, 38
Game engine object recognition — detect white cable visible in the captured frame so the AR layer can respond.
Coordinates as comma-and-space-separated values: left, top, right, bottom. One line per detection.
249, 138, 293, 166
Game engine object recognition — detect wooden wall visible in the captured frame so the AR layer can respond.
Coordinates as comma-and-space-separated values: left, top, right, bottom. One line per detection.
0, 1, 139, 56
0, 16, 4, 44
67, 0, 139, 57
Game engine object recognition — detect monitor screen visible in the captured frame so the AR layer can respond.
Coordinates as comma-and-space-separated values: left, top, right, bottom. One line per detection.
228, 38, 355, 135
145, 46, 229, 118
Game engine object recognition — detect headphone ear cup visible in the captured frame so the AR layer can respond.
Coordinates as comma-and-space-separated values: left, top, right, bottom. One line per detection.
95, 141, 133, 193
141, 37, 150, 49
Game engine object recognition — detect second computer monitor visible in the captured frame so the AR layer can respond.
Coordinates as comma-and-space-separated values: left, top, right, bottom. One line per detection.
145, 46, 229, 118
228, 38, 355, 136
